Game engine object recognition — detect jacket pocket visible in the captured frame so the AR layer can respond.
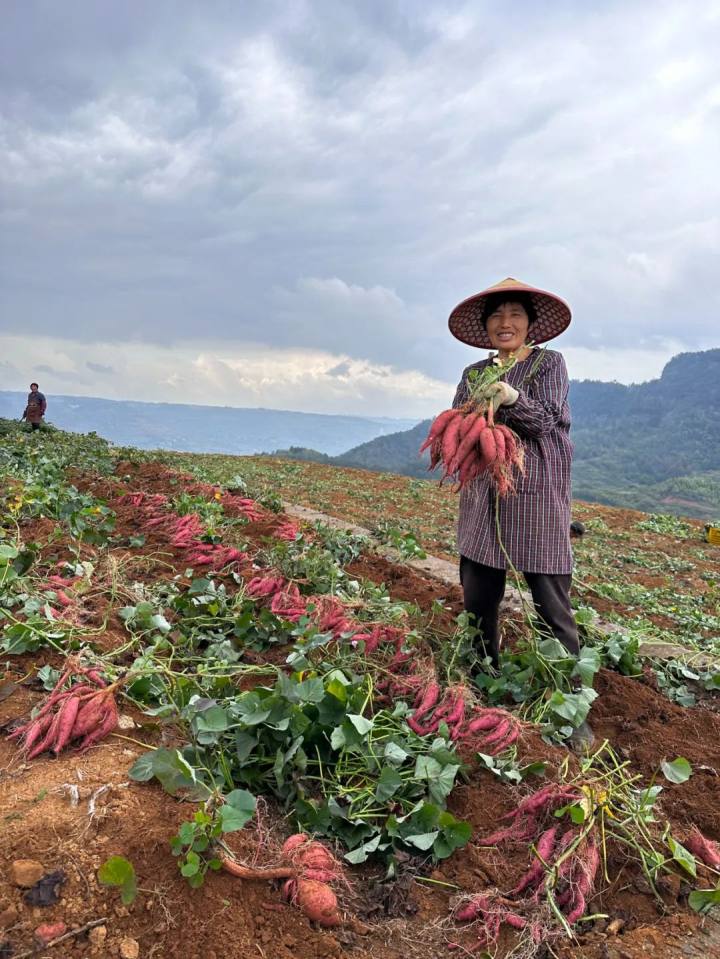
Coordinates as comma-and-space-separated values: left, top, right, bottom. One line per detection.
515, 447, 541, 494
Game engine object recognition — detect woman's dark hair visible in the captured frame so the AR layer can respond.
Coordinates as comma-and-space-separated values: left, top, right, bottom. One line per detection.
480, 291, 537, 329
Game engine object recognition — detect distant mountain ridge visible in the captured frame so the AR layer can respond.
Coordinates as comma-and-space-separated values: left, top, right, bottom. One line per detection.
0, 391, 416, 457
276, 349, 720, 519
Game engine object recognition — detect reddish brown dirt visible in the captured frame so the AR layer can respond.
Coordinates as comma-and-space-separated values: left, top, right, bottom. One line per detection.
347, 553, 463, 634
2, 674, 702, 959
590, 669, 720, 839
2, 461, 718, 957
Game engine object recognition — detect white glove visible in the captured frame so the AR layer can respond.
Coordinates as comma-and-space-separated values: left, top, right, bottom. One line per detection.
488, 381, 519, 409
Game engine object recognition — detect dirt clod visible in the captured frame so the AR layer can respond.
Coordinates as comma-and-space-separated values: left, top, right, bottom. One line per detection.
119, 936, 140, 958
89, 924, 108, 947
10, 861, 44, 889
0, 906, 17, 929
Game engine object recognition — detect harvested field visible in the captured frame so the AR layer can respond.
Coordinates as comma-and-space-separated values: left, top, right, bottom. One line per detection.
1, 426, 719, 958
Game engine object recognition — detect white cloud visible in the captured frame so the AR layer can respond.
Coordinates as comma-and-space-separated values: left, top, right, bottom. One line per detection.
0, 333, 451, 418
3, 332, 710, 423
562, 341, 691, 385
0, 0, 718, 404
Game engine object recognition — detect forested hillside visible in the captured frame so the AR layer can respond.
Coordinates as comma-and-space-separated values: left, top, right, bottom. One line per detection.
276, 349, 720, 518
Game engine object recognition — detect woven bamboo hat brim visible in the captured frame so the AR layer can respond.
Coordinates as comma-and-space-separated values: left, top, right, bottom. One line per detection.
448, 277, 572, 349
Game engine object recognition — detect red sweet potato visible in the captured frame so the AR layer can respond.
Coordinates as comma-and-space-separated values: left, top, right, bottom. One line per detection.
77, 699, 119, 751
685, 826, 720, 869
441, 416, 464, 472
478, 427, 497, 465
71, 694, 109, 738
413, 682, 440, 722
564, 891, 587, 924
282, 833, 309, 855
296, 878, 342, 927
449, 413, 485, 473
221, 857, 294, 880
495, 424, 520, 466
19, 713, 54, 751
27, 711, 62, 759
457, 450, 481, 487
465, 709, 509, 733
52, 694, 81, 754
454, 894, 489, 923
482, 717, 512, 747
419, 409, 460, 452
512, 825, 558, 895
492, 427, 506, 463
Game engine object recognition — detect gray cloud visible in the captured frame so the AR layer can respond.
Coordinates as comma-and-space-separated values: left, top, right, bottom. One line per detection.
1, 0, 718, 408
86, 361, 115, 374
326, 360, 352, 378
34, 364, 78, 380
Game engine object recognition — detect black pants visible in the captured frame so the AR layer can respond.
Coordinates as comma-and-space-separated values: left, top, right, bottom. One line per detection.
459, 555, 580, 667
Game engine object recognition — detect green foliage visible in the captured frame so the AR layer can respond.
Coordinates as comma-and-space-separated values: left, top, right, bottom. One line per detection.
473, 635, 600, 739
131, 665, 471, 866
169, 792, 256, 888
660, 757, 692, 784
634, 514, 697, 539
309, 522, 369, 566
689, 886, 720, 915
652, 659, 720, 707
372, 521, 427, 560
261, 538, 348, 596
475, 751, 547, 785
98, 856, 137, 905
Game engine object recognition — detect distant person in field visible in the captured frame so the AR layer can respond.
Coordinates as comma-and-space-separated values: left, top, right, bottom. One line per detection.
448, 277, 580, 670
22, 382, 47, 430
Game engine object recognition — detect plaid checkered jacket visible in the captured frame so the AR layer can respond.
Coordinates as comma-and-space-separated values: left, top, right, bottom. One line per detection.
453, 348, 574, 575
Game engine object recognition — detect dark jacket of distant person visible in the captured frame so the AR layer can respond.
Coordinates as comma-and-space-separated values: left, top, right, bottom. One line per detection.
23, 384, 47, 425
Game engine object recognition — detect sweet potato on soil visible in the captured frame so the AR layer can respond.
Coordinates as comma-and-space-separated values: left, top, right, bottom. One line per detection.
295, 878, 342, 927
9, 662, 120, 759
685, 826, 720, 869
223, 834, 345, 928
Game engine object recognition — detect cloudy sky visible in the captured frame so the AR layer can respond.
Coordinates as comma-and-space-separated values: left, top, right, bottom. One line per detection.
1, 0, 718, 418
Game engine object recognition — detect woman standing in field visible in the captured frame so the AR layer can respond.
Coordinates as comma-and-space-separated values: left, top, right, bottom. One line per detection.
448, 277, 579, 669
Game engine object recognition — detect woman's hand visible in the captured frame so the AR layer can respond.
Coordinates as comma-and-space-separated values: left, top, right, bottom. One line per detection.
488, 381, 519, 409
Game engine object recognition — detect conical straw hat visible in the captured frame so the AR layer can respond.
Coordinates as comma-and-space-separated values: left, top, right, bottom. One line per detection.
448, 277, 572, 349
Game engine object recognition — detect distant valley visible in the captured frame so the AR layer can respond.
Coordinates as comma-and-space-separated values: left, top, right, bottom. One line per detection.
0, 392, 416, 457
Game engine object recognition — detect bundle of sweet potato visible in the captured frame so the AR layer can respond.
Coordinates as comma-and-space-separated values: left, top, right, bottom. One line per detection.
115, 492, 247, 571
245, 575, 357, 638
8, 661, 120, 758
221, 833, 345, 927
185, 545, 248, 570
452, 890, 543, 951
480, 782, 600, 923
420, 401, 523, 493
40, 565, 84, 623
376, 672, 523, 752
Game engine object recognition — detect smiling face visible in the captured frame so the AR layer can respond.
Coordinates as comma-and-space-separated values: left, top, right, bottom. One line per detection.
484, 300, 530, 357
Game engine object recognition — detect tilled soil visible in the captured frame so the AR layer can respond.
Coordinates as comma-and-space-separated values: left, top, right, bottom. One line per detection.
1, 460, 718, 958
